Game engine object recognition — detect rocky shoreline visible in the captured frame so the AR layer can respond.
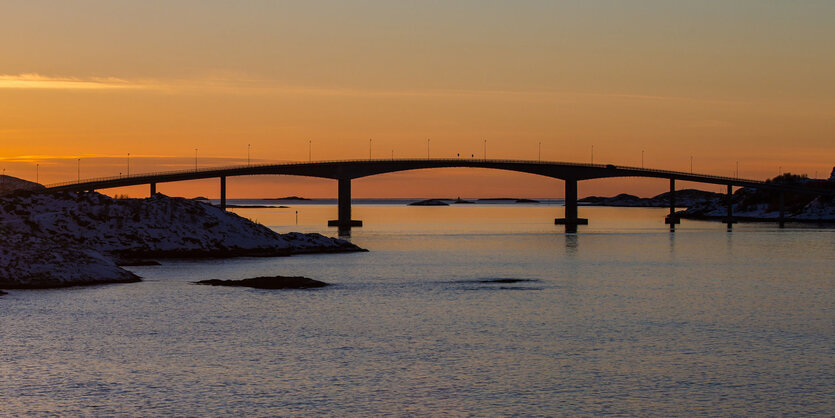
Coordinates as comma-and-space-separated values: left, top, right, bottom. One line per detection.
0, 188, 364, 289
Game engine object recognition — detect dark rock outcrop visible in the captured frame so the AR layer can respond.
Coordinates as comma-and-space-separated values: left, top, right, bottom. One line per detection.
194, 276, 329, 289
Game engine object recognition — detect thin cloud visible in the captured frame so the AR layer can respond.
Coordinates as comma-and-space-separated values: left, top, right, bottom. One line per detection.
0, 72, 749, 106
0, 154, 175, 163
0, 73, 146, 90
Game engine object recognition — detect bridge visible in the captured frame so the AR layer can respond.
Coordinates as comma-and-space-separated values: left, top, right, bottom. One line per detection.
46, 159, 830, 232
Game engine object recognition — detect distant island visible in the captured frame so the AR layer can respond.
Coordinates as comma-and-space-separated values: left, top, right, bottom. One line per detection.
408, 199, 449, 206
580, 189, 721, 208
408, 197, 541, 206
0, 179, 364, 290
264, 196, 310, 201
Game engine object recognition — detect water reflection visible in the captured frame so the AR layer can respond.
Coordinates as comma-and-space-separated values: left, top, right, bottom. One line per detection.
564, 234, 579, 256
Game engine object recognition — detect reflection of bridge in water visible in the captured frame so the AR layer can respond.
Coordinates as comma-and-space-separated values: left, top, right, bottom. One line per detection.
46, 159, 831, 233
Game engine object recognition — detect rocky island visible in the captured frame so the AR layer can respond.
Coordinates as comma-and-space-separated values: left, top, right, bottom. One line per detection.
0, 183, 364, 289
580, 169, 835, 223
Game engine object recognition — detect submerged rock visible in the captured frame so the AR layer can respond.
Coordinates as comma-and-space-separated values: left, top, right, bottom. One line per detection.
194, 276, 329, 289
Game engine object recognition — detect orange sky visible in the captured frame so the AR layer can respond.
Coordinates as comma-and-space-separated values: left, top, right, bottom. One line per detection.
1, 1, 833, 198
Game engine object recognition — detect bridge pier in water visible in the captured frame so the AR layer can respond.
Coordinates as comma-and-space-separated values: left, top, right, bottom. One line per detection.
150, 182, 156, 196
725, 184, 736, 229
328, 178, 362, 233
220, 176, 227, 210
555, 178, 588, 233
778, 192, 785, 228
665, 178, 680, 229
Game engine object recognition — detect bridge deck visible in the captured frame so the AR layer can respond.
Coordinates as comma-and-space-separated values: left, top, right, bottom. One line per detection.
45, 159, 829, 196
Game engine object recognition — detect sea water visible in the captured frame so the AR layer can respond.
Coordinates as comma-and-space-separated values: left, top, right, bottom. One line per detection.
1, 201, 833, 415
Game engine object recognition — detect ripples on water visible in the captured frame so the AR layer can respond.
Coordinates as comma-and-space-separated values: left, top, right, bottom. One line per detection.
1, 203, 833, 415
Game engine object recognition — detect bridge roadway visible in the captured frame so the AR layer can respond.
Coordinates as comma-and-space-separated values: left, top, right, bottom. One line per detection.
46, 159, 828, 232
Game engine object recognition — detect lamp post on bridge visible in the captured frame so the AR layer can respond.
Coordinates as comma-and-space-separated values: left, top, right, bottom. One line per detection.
194, 148, 198, 171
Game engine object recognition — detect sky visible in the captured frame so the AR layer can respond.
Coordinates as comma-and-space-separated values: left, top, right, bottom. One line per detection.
1, 0, 833, 198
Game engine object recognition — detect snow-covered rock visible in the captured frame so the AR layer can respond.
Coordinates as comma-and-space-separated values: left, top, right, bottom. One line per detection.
0, 191, 362, 258
0, 175, 45, 196
0, 190, 363, 289
0, 232, 139, 288
678, 176, 835, 222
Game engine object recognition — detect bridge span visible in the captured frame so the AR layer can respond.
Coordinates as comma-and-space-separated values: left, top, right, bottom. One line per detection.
46, 159, 828, 232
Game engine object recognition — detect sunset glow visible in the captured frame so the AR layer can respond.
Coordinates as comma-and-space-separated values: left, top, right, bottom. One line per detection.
2, 1, 833, 198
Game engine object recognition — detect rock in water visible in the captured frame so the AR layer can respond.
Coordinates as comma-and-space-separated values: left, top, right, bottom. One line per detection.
194, 276, 329, 289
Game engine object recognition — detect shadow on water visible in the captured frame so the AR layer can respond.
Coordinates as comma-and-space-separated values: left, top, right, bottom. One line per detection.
448, 278, 544, 291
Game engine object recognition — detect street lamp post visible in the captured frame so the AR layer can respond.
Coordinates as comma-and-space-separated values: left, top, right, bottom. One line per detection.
194, 149, 198, 171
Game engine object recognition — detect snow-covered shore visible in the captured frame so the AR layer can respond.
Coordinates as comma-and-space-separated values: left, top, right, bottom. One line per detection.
677, 172, 835, 223
0, 190, 363, 289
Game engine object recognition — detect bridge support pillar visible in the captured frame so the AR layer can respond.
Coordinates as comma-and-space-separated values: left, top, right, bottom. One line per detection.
150, 182, 157, 196
328, 178, 362, 231
665, 178, 680, 228
725, 184, 736, 229
220, 176, 227, 210
555, 178, 588, 233
778, 192, 785, 228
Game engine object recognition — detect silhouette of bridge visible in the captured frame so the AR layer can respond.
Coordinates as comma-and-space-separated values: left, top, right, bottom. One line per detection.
46, 159, 829, 232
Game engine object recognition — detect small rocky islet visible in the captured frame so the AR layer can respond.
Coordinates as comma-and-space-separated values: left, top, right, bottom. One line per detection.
194, 276, 329, 289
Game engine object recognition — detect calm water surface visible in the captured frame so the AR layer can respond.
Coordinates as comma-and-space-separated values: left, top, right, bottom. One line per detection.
2, 201, 833, 415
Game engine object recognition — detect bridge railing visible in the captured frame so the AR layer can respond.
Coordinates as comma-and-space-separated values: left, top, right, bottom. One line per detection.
45, 158, 768, 188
